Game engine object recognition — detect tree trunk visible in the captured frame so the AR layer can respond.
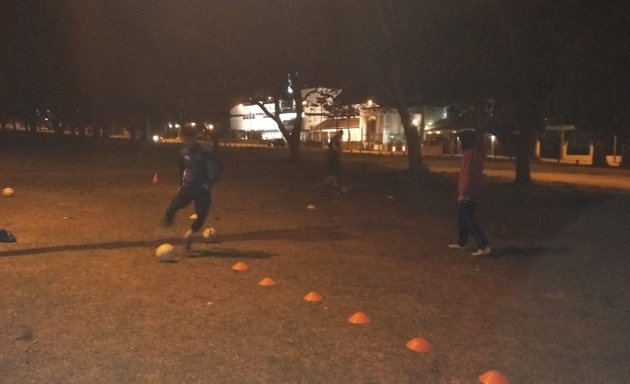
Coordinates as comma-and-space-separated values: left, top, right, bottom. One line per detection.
287, 134, 301, 161
27, 115, 37, 133
144, 116, 153, 143
514, 148, 532, 185
368, 0, 423, 172
94, 121, 103, 139
389, 62, 423, 172
591, 135, 609, 167
94, 120, 109, 139
53, 119, 64, 136
619, 132, 630, 169
127, 123, 137, 142
287, 73, 304, 162
255, 97, 301, 162
398, 103, 423, 173
513, 126, 535, 186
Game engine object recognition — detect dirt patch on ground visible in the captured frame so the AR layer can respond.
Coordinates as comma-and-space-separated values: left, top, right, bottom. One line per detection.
1, 135, 628, 383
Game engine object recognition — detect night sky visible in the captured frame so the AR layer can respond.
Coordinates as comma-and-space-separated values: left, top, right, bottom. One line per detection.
1, 0, 628, 121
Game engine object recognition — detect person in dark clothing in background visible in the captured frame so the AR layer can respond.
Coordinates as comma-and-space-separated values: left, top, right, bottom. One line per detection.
448, 129, 491, 256
322, 129, 344, 192
164, 125, 222, 250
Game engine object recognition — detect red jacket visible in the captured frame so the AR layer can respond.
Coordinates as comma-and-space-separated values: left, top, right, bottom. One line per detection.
458, 148, 484, 201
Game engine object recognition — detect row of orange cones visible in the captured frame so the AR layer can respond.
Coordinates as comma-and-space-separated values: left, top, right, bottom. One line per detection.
155, 172, 507, 382
231, 261, 509, 384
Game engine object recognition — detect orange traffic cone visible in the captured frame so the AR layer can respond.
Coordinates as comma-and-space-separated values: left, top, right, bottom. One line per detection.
152, 172, 159, 184
348, 311, 370, 325
232, 262, 248, 271
258, 277, 276, 287
406, 337, 433, 353
304, 291, 323, 303
479, 370, 509, 384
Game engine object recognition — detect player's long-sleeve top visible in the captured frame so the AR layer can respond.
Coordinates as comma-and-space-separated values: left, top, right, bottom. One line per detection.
458, 147, 484, 201
179, 142, 221, 189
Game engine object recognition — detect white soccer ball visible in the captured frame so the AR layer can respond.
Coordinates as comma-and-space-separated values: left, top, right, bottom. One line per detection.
3, 187, 14, 198
202, 227, 217, 243
155, 243, 175, 262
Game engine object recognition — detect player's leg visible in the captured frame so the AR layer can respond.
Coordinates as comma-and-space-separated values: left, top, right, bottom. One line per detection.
184, 191, 211, 250
164, 187, 192, 226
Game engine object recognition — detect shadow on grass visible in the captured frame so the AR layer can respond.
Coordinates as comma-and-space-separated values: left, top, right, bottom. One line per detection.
186, 247, 272, 259
0, 241, 273, 260
492, 245, 569, 258
219, 225, 352, 242
0, 225, 347, 258
0, 237, 184, 258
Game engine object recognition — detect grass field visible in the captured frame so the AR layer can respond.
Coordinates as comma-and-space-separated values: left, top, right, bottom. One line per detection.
1, 134, 628, 383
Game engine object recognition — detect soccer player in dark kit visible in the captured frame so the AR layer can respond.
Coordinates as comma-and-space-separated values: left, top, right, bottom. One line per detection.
164, 125, 222, 250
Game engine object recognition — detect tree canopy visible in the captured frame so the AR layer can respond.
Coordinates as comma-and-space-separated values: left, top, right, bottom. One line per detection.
2, 0, 627, 146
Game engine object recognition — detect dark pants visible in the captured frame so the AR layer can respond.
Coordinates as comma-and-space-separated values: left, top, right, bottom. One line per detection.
327, 156, 341, 175
165, 184, 212, 233
456, 200, 489, 248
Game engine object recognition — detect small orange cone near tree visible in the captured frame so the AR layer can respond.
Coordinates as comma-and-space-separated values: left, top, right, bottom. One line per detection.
258, 277, 276, 286
231, 262, 248, 271
479, 370, 509, 384
406, 337, 433, 353
348, 311, 370, 325
304, 291, 323, 302
152, 172, 159, 184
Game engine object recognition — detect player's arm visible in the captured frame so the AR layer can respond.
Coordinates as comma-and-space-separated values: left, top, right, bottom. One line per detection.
206, 151, 223, 183
178, 151, 186, 185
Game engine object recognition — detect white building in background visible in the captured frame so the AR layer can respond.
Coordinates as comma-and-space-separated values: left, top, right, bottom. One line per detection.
229, 88, 447, 150
301, 87, 341, 140
229, 88, 339, 142
352, 102, 446, 150
229, 101, 296, 141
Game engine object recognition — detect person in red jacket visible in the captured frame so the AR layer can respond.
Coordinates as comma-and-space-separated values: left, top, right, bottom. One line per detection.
448, 129, 491, 256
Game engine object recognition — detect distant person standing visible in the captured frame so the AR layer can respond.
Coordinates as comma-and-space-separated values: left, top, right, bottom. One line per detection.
448, 129, 491, 256
164, 125, 222, 250
322, 129, 344, 192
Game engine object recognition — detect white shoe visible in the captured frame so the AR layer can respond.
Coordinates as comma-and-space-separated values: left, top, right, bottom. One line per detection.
471, 246, 491, 256
448, 243, 466, 250
183, 229, 194, 251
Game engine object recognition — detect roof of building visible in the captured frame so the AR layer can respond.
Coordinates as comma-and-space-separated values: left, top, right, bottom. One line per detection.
312, 117, 360, 132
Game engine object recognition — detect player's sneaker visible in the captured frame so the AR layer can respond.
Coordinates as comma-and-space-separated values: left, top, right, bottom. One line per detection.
183, 229, 193, 251
447, 243, 466, 250
471, 246, 491, 257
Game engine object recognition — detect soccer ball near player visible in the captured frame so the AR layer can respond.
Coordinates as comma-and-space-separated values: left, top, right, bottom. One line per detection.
202, 227, 217, 243
155, 243, 175, 262
3, 187, 14, 198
